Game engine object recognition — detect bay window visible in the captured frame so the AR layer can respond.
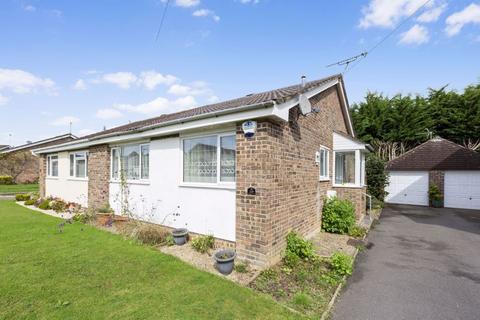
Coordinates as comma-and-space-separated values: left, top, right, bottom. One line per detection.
319, 147, 330, 181
69, 152, 88, 178
47, 155, 58, 177
334, 151, 356, 185
183, 133, 236, 184
111, 144, 149, 181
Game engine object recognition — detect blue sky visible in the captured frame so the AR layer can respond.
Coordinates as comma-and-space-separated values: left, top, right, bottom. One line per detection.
1, 0, 479, 146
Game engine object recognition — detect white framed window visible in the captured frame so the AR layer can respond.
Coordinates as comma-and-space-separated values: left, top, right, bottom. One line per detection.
69, 152, 88, 178
319, 146, 330, 181
47, 154, 58, 177
182, 133, 236, 185
110, 143, 149, 181
334, 151, 356, 185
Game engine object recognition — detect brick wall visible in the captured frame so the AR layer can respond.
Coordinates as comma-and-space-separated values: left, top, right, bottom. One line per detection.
332, 187, 367, 220
38, 155, 46, 197
88, 144, 111, 209
236, 85, 356, 267
429, 170, 444, 206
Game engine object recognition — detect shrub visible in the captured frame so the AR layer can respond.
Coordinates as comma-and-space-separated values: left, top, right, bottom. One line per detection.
234, 261, 249, 273
38, 199, 51, 210
429, 184, 442, 201
348, 225, 367, 238
283, 250, 301, 268
366, 154, 389, 202
0, 175, 14, 185
285, 231, 316, 262
97, 204, 114, 214
330, 252, 353, 277
165, 234, 175, 246
15, 194, 30, 201
322, 197, 356, 234
24, 199, 36, 206
191, 235, 215, 253
133, 225, 169, 246
50, 200, 67, 213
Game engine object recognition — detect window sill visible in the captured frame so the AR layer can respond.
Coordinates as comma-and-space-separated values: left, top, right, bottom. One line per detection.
319, 178, 330, 182
332, 184, 365, 189
179, 182, 236, 190
67, 177, 89, 182
110, 180, 150, 186
46, 177, 59, 180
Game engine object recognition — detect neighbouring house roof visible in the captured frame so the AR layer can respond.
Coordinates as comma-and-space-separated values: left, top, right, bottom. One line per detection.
386, 137, 480, 171
1, 133, 77, 154
0, 145, 9, 151
33, 74, 354, 154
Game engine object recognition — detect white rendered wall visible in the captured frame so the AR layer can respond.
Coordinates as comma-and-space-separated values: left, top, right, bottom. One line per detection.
109, 135, 236, 242
45, 151, 89, 206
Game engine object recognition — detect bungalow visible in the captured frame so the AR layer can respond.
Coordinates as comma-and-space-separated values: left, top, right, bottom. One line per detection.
33, 74, 369, 267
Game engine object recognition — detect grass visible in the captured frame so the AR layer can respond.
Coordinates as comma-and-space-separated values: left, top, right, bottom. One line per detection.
0, 183, 38, 194
0, 201, 299, 319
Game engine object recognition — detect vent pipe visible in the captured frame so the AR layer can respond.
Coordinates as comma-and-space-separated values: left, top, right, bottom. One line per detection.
301, 75, 306, 88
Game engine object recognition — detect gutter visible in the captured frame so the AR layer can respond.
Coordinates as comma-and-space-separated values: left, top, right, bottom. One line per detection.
33, 101, 276, 154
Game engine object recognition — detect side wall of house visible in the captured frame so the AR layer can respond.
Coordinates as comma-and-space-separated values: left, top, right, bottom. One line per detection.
236, 86, 352, 267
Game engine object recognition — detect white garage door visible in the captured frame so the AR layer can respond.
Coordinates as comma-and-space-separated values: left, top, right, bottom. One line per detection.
444, 171, 480, 210
386, 171, 429, 206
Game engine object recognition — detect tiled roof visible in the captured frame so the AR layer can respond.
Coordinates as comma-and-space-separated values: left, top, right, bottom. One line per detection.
82, 74, 342, 139
386, 137, 480, 171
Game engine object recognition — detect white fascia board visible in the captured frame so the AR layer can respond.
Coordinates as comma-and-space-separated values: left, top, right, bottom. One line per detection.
273, 79, 339, 120
337, 81, 355, 137
3, 134, 75, 154
34, 105, 278, 154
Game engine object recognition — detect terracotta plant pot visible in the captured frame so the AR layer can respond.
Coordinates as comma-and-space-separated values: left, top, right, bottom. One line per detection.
96, 214, 112, 226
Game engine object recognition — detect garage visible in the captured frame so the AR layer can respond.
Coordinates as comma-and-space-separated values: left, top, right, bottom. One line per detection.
385, 137, 480, 209
386, 171, 429, 206
444, 171, 480, 210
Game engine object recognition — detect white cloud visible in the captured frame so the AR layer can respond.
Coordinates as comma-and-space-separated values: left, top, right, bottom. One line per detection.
0, 94, 9, 106
417, 2, 447, 23
73, 79, 87, 90
359, 0, 434, 29
239, 0, 260, 4
445, 3, 480, 37
193, 9, 220, 22
0, 68, 56, 94
23, 5, 36, 12
77, 129, 96, 137
50, 116, 80, 126
140, 71, 177, 90
168, 81, 211, 96
101, 72, 138, 89
95, 108, 124, 120
175, 0, 200, 8
399, 24, 429, 45
115, 96, 197, 115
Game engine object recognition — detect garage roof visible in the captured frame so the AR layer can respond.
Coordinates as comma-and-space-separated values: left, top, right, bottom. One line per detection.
386, 137, 480, 171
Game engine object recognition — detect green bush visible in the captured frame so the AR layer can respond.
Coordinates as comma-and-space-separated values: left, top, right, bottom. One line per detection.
165, 234, 175, 246
191, 235, 215, 253
50, 200, 67, 213
348, 225, 367, 238
133, 225, 169, 246
285, 231, 316, 262
15, 194, 30, 201
234, 261, 249, 273
0, 175, 14, 185
322, 197, 356, 234
429, 184, 442, 201
366, 154, 389, 202
283, 250, 301, 268
38, 199, 51, 210
24, 199, 36, 206
97, 204, 114, 214
330, 252, 353, 277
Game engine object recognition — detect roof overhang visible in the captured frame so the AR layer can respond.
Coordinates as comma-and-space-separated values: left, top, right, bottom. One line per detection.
33, 78, 355, 155
2, 134, 76, 154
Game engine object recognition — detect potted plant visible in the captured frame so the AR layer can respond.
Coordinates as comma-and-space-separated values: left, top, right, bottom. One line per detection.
429, 185, 443, 208
172, 228, 188, 245
214, 249, 236, 275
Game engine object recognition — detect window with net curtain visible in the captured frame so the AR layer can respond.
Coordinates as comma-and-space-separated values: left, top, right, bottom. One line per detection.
183, 134, 236, 183
111, 144, 149, 180
335, 151, 356, 184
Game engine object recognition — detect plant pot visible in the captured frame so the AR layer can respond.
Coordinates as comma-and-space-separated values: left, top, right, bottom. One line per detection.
96, 214, 112, 226
214, 249, 236, 275
431, 199, 443, 208
172, 228, 188, 245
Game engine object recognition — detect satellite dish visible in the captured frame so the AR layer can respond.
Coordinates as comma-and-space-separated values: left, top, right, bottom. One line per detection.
299, 93, 312, 115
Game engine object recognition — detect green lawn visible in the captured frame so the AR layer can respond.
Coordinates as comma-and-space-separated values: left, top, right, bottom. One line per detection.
0, 183, 38, 194
0, 201, 298, 319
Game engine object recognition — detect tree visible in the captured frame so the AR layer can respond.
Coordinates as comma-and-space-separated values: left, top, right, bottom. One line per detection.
365, 154, 389, 202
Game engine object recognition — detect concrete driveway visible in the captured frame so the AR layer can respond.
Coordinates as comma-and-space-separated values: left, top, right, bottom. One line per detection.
333, 204, 480, 320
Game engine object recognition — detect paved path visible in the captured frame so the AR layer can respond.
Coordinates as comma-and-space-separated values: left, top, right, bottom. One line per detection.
333, 204, 480, 320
